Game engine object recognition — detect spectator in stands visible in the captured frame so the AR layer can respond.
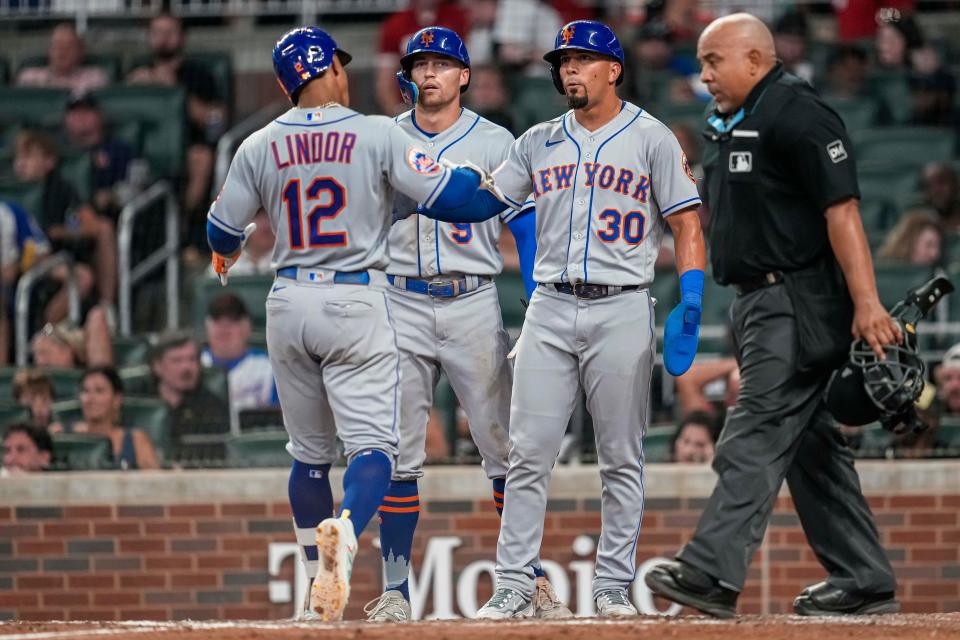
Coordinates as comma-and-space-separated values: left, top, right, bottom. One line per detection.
492, 0, 563, 79
462, 0, 498, 66
876, 210, 943, 267
12, 369, 56, 429
127, 12, 227, 243
464, 65, 514, 133
0, 200, 50, 365
626, 19, 698, 106
823, 44, 870, 101
149, 332, 229, 452
30, 308, 113, 369
206, 210, 273, 278
934, 343, 960, 416
773, 11, 813, 85
63, 95, 138, 219
834, 0, 914, 42
375, 0, 467, 115
201, 293, 277, 430
674, 356, 740, 418
670, 411, 718, 464
50, 366, 159, 470
12, 130, 116, 319
921, 162, 960, 230
1, 423, 52, 475
16, 23, 108, 96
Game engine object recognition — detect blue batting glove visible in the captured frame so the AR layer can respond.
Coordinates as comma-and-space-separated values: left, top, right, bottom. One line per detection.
664, 269, 704, 376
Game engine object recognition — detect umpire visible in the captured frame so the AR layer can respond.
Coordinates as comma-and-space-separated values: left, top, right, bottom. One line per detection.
646, 14, 901, 617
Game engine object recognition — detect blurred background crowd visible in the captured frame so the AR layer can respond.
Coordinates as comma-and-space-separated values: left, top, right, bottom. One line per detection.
2, 0, 960, 474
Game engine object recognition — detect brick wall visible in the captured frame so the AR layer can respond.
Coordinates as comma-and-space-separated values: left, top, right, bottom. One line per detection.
1, 464, 958, 621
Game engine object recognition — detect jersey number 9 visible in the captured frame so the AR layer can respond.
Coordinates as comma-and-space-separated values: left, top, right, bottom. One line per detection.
282, 177, 347, 249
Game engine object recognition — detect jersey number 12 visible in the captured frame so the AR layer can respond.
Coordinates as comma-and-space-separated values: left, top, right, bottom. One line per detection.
282, 177, 347, 249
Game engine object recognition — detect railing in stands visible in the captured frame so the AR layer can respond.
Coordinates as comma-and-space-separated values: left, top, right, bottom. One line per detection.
117, 180, 179, 337
212, 100, 288, 202
14, 251, 81, 366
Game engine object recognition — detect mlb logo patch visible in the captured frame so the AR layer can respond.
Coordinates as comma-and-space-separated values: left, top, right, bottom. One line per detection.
827, 139, 848, 163
309, 469, 325, 479
729, 151, 752, 173
407, 148, 441, 175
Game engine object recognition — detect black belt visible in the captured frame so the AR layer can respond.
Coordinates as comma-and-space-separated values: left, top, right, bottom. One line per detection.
545, 283, 640, 300
732, 271, 783, 296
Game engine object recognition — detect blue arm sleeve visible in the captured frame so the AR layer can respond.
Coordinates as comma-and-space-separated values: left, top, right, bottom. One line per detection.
507, 209, 537, 299
207, 220, 243, 255
432, 167, 481, 210
420, 189, 507, 223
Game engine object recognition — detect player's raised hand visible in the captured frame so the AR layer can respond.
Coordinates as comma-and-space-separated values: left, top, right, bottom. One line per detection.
213, 222, 257, 286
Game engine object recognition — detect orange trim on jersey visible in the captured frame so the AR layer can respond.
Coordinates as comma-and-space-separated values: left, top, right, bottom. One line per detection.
494, 502, 504, 509
383, 495, 420, 503
492, 491, 504, 499
379, 505, 421, 513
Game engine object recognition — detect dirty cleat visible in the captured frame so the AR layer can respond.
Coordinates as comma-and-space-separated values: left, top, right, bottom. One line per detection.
476, 587, 534, 619
310, 515, 357, 621
595, 589, 638, 617
364, 590, 411, 622
533, 576, 573, 619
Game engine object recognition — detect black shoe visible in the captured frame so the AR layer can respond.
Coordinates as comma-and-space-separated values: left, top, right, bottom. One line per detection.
793, 581, 900, 616
644, 561, 738, 619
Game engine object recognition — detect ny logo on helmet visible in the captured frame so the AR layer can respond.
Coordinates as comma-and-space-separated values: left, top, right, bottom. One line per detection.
561, 25, 575, 45
306, 45, 326, 65
421, 30, 435, 47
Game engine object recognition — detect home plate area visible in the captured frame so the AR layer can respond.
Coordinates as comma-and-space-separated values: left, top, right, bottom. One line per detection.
1, 614, 959, 640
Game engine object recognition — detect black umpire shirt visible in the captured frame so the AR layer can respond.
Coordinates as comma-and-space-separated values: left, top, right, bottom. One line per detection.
703, 63, 860, 285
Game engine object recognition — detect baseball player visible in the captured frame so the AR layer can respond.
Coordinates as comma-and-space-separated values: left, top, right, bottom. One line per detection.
206, 26, 492, 622
419, 21, 707, 618
363, 27, 568, 623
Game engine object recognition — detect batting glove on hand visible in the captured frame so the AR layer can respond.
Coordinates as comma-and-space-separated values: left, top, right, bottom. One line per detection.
663, 269, 704, 376
439, 158, 511, 207
212, 222, 257, 286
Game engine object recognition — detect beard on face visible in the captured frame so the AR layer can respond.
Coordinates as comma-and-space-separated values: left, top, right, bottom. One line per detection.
567, 91, 588, 109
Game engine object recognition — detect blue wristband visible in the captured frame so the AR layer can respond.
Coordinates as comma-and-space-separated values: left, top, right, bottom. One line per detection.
679, 269, 704, 306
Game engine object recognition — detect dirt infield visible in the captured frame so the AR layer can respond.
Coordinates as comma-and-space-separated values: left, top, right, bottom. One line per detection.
1, 614, 958, 640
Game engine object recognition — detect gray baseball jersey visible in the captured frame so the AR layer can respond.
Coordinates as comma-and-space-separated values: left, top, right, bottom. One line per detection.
208, 104, 456, 468
489, 102, 701, 604
493, 101, 700, 285
388, 108, 528, 277
208, 105, 455, 273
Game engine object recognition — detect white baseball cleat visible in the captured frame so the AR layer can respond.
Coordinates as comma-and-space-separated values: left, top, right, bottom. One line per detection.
364, 590, 412, 622
533, 576, 573, 619
595, 589, 638, 617
475, 587, 534, 620
310, 515, 357, 621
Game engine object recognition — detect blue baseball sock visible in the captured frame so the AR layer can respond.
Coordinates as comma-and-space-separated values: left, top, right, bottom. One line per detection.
340, 449, 392, 538
288, 461, 334, 579
492, 477, 544, 578
378, 479, 420, 601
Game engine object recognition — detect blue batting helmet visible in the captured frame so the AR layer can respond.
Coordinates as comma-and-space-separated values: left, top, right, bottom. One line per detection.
399, 26, 470, 92
543, 21, 624, 94
273, 26, 352, 104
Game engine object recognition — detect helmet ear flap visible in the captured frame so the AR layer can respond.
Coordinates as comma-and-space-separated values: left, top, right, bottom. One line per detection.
550, 64, 564, 94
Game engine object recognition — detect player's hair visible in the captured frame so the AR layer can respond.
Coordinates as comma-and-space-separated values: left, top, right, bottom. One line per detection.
81, 365, 124, 395
12, 368, 56, 402
15, 130, 58, 161
148, 331, 197, 365
3, 422, 54, 455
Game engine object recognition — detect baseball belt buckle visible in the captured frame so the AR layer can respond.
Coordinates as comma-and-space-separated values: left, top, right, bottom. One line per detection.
427, 279, 457, 298
573, 283, 604, 299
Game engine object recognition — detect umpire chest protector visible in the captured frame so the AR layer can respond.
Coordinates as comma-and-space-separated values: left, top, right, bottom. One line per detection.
703, 63, 860, 288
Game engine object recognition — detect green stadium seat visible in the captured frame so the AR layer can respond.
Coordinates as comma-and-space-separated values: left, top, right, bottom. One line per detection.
0, 180, 44, 217
824, 96, 880, 132
0, 367, 84, 402
852, 127, 955, 171
873, 263, 934, 309
0, 403, 30, 428
650, 268, 679, 326
91, 86, 186, 177
857, 166, 920, 203
938, 417, 960, 451
0, 57, 9, 85
511, 78, 566, 134
644, 424, 675, 463
857, 422, 892, 457
111, 335, 151, 369
700, 276, 734, 326
192, 274, 273, 335
59, 151, 92, 202
858, 199, 895, 244
51, 396, 173, 461
866, 72, 912, 125
495, 270, 528, 330
226, 430, 291, 468
0, 87, 70, 128
656, 101, 709, 131
128, 53, 234, 109
17, 54, 122, 83
50, 432, 112, 470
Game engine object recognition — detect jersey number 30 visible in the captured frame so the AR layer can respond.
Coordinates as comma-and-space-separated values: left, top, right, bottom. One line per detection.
596, 208, 645, 244
282, 177, 347, 249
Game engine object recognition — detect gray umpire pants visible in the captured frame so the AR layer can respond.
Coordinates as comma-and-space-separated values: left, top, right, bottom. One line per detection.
496, 285, 654, 599
677, 283, 896, 594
